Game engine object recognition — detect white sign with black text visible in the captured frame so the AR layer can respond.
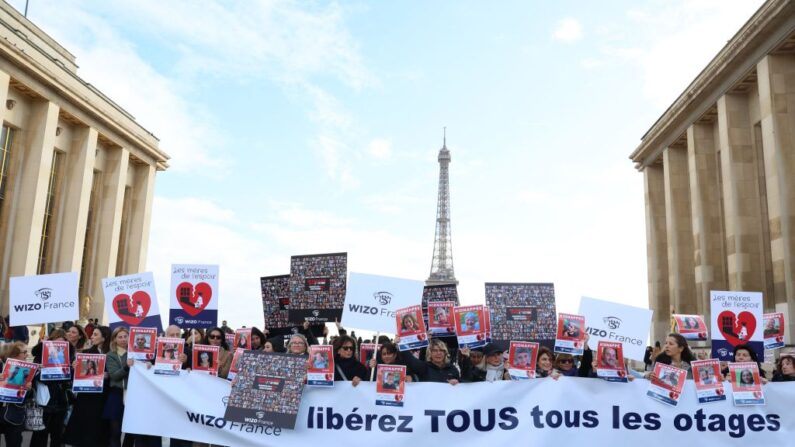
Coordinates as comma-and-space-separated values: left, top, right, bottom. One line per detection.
578, 296, 653, 361
9, 272, 79, 326
342, 273, 424, 333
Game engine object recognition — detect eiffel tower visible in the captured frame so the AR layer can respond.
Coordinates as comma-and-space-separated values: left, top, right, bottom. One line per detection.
427, 129, 458, 286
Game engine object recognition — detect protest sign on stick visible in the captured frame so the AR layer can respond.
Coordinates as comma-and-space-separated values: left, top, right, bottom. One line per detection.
169, 264, 219, 328
103, 272, 162, 333
9, 272, 78, 326
710, 291, 763, 361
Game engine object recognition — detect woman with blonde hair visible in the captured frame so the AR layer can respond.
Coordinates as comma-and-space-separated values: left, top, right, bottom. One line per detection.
400, 338, 462, 384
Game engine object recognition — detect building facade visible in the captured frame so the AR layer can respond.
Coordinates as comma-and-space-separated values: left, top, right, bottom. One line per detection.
630, 0, 795, 345
0, 3, 168, 321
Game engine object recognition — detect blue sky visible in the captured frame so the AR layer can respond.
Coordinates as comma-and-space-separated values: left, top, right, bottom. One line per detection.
11, 0, 764, 329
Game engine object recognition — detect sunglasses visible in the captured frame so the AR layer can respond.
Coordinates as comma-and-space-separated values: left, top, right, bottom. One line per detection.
208, 334, 222, 340
340, 346, 354, 351
559, 359, 574, 364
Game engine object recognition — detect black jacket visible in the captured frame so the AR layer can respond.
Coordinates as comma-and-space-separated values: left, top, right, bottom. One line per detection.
333, 356, 370, 382
399, 351, 461, 383
772, 373, 795, 382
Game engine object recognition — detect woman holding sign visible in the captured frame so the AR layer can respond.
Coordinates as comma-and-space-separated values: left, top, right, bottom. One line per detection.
105, 327, 131, 447
332, 335, 369, 386
400, 339, 463, 384
30, 329, 72, 447
645, 333, 694, 380
203, 327, 233, 379
64, 326, 112, 447
0, 342, 33, 447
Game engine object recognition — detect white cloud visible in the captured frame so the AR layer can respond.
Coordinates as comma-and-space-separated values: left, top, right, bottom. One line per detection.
580, 57, 604, 69
367, 138, 392, 160
606, 0, 765, 108
552, 18, 583, 43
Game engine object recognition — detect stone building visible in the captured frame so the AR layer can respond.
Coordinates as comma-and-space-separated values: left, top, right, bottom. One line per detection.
630, 0, 795, 344
0, 3, 168, 320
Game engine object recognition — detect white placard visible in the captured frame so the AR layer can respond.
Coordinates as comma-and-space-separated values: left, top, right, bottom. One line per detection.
9, 272, 79, 326
342, 273, 424, 333
578, 296, 652, 361
102, 272, 162, 332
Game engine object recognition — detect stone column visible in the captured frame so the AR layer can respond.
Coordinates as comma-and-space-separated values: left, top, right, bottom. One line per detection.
124, 163, 156, 274
716, 93, 767, 294
54, 126, 98, 273
6, 101, 59, 285
644, 163, 670, 344
687, 122, 727, 319
663, 146, 696, 316
89, 146, 128, 319
757, 54, 795, 342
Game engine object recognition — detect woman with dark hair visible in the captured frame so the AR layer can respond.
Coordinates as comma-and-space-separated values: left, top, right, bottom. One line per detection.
65, 324, 88, 352
772, 352, 795, 382
536, 346, 560, 379
332, 335, 369, 386
645, 333, 695, 380
250, 327, 267, 351
204, 327, 233, 379
368, 342, 419, 381
30, 329, 73, 447
738, 368, 755, 386
64, 325, 112, 446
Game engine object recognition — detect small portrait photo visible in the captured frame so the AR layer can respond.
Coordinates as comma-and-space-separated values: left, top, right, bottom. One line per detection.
381, 371, 400, 390
736, 368, 756, 388
562, 319, 581, 338
311, 351, 329, 370
6, 366, 29, 386
400, 312, 420, 333
600, 346, 620, 369
198, 351, 214, 369
133, 333, 152, 351
81, 359, 99, 377
433, 307, 450, 325
697, 366, 717, 385
512, 347, 533, 369
460, 312, 480, 333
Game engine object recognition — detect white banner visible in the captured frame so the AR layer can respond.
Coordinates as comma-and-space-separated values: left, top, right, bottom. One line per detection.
342, 273, 424, 333
579, 296, 653, 361
124, 364, 795, 446
9, 272, 78, 326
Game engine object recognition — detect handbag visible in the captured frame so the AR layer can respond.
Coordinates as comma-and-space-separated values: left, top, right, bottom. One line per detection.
2, 403, 25, 426
24, 400, 45, 431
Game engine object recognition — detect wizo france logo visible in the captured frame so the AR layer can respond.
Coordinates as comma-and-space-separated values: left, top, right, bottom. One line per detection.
603, 316, 622, 330
373, 291, 393, 306
35, 288, 53, 301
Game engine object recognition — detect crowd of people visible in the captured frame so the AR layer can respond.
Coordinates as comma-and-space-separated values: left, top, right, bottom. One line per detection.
0, 315, 791, 447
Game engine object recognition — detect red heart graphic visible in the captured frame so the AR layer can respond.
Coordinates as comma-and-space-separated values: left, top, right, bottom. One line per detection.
175, 282, 212, 316
395, 394, 403, 402
716, 311, 756, 346
716, 388, 724, 396
753, 391, 762, 398
112, 291, 151, 325
418, 333, 426, 341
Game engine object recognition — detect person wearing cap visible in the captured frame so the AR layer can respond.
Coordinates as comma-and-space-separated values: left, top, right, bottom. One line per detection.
461, 343, 508, 382
772, 351, 795, 382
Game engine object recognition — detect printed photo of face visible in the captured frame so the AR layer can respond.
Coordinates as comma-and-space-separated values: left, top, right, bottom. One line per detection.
601, 347, 619, 368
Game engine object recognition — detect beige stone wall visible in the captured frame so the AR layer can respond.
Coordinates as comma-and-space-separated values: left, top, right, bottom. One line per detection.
0, 8, 168, 320
663, 146, 696, 315
644, 165, 670, 343
687, 122, 727, 320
